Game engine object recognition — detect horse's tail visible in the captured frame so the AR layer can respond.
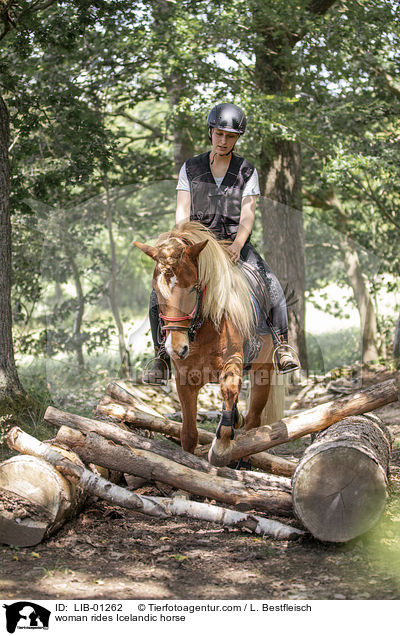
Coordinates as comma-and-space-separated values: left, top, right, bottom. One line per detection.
260, 371, 287, 426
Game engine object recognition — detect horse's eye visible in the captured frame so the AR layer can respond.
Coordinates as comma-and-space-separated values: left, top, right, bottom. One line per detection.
191, 285, 198, 293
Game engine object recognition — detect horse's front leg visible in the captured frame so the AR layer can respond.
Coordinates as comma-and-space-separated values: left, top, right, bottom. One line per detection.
175, 373, 201, 454
208, 323, 243, 467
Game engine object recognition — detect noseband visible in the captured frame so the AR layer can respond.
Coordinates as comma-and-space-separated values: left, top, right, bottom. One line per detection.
159, 283, 205, 342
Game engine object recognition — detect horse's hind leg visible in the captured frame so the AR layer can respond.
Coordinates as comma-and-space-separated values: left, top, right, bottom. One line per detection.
245, 365, 273, 432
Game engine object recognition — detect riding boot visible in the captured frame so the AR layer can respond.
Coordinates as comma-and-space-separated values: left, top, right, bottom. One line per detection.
274, 334, 300, 374
141, 290, 171, 384
142, 345, 171, 385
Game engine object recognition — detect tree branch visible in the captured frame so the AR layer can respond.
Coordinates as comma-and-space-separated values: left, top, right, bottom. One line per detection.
363, 57, 400, 98
108, 110, 169, 139
307, 0, 339, 16
0, 0, 58, 41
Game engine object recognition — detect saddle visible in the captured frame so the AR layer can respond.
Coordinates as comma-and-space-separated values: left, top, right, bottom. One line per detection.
238, 260, 272, 369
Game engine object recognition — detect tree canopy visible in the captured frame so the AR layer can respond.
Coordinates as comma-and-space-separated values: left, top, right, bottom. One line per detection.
1, 0, 399, 391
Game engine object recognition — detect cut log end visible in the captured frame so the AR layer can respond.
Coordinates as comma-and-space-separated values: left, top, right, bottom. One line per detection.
0, 454, 85, 547
293, 446, 387, 542
292, 415, 391, 543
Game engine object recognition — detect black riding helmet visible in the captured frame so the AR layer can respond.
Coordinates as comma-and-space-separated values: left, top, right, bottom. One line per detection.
207, 103, 247, 138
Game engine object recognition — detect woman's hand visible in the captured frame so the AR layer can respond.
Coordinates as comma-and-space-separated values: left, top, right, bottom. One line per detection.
227, 240, 242, 263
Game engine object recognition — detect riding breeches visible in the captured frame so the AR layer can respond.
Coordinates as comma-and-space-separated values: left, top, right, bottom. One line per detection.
148, 241, 289, 354
238, 242, 288, 341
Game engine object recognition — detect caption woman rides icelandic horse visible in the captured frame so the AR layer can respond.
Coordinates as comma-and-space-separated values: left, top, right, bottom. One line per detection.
134, 221, 286, 467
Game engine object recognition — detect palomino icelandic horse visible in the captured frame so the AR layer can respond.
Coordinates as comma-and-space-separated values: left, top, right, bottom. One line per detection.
134, 222, 284, 467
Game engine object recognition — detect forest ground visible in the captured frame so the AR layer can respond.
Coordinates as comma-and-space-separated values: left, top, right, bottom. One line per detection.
1, 365, 400, 601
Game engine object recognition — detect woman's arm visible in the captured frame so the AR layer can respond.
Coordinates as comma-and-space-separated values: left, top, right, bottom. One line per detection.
227, 195, 257, 262
176, 190, 191, 226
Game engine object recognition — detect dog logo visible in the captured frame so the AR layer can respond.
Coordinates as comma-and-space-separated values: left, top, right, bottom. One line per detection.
3, 602, 50, 633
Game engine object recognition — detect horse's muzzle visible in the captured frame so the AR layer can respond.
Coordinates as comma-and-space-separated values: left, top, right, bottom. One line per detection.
165, 333, 190, 360
178, 344, 189, 359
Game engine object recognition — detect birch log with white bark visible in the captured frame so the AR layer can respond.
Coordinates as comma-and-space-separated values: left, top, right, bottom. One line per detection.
55, 426, 293, 516
5, 428, 304, 541
292, 414, 391, 542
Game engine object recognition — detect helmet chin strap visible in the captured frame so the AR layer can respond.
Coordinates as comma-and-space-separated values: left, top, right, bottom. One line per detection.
210, 150, 232, 165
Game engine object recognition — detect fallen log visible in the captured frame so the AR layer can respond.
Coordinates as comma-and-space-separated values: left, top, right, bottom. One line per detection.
0, 445, 87, 547
45, 406, 293, 491
6, 428, 304, 541
96, 393, 297, 477
96, 394, 216, 444
55, 426, 293, 516
292, 414, 391, 542
219, 378, 399, 465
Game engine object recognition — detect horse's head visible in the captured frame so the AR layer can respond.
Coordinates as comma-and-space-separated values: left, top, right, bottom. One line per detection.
134, 237, 208, 360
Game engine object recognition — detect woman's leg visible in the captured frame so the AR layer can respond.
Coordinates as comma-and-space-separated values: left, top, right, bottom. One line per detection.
239, 243, 299, 372
142, 290, 171, 383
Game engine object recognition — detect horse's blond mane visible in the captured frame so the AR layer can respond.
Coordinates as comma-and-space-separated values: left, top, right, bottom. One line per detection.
155, 222, 254, 340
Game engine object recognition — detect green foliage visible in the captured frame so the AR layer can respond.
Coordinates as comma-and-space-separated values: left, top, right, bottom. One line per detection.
2, 0, 400, 375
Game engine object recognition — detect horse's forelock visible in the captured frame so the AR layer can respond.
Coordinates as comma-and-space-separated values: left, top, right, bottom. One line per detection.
154, 240, 186, 299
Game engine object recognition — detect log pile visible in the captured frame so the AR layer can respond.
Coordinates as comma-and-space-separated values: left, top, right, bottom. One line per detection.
0, 376, 398, 546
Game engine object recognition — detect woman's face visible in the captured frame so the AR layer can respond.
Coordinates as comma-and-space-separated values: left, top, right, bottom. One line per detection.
210, 128, 239, 156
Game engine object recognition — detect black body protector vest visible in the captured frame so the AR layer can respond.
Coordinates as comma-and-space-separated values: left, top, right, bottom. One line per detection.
185, 151, 256, 241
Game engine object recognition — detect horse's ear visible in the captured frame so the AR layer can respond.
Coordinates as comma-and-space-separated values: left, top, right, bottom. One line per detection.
132, 241, 158, 261
186, 239, 208, 263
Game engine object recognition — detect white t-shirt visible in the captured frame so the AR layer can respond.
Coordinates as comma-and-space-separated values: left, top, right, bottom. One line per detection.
176, 162, 260, 197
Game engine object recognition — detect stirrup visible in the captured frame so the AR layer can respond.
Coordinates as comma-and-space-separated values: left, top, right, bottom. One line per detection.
272, 343, 301, 375
142, 356, 170, 385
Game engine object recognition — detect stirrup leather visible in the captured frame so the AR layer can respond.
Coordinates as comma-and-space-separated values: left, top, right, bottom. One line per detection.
272, 342, 301, 375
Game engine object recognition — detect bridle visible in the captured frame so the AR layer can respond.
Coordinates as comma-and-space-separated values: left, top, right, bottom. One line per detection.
159, 282, 205, 342
158, 238, 206, 342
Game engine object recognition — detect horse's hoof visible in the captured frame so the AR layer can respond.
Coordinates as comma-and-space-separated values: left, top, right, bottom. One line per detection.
208, 440, 233, 467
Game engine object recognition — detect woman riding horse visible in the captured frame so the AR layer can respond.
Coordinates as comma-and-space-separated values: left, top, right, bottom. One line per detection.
143, 102, 299, 383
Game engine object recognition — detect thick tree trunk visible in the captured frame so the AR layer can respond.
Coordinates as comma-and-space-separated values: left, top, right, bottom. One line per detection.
0, 444, 87, 547
168, 81, 195, 174
252, 1, 340, 372
55, 426, 293, 516
222, 378, 398, 464
292, 414, 391, 542
259, 139, 308, 370
0, 96, 24, 400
